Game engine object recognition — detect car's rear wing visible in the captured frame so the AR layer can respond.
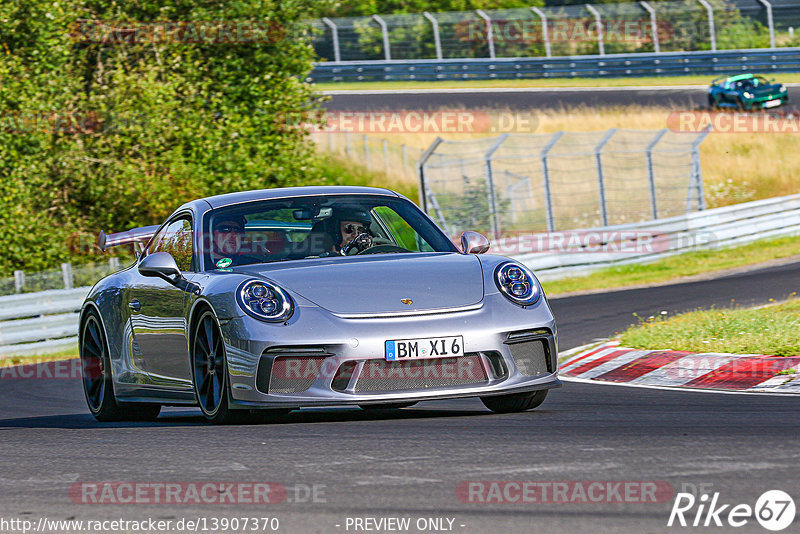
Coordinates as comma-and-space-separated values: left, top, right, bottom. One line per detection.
97, 225, 160, 252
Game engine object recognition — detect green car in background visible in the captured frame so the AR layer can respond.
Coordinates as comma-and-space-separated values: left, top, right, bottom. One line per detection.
708, 74, 789, 110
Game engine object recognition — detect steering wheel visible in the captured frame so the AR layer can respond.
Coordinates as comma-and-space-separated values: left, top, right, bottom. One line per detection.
357, 244, 410, 255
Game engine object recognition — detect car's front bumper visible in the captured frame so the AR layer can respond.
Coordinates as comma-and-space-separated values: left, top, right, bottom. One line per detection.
219, 292, 560, 408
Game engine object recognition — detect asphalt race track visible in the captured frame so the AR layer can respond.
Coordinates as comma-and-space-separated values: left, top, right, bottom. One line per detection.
323, 85, 800, 112
1, 261, 800, 533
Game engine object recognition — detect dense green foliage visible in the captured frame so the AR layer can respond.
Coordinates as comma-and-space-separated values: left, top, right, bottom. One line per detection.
317, 1, 543, 18
0, 0, 333, 275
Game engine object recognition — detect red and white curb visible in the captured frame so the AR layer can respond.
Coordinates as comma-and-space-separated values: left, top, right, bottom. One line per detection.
560, 341, 800, 393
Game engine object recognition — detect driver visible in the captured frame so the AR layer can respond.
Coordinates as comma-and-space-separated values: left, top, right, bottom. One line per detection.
210, 215, 263, 268
332, 207, 374, 255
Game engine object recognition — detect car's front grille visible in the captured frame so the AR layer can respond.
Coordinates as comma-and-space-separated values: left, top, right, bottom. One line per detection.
353, 354, 488, 392
507, 339, 550, 376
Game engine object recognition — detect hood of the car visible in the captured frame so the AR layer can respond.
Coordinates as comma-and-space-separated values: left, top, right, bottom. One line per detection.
751, 84, 782, 97
239, 253, 484, 315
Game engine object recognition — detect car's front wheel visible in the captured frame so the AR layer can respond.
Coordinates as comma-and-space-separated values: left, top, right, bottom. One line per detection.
192, 310, 239, 424
80, 310, 161, 422
481, 390, 548, 413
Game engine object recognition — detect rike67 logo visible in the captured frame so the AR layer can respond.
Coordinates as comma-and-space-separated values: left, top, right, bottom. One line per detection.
668, 490, 795, 531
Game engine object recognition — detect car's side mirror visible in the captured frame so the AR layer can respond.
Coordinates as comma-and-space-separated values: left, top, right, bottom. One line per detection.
139, 252, 202, 294
139, 251, 181, 280
461, 231, 490, 254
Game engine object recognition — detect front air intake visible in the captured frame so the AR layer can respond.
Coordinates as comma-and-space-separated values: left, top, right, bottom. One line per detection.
257, 347, 332, 394
354, 354, 488, 392
507, 339, 550, 376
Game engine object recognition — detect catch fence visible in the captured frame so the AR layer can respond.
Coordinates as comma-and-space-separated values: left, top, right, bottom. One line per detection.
417, 128, 710, 236
311, 0, 800, 64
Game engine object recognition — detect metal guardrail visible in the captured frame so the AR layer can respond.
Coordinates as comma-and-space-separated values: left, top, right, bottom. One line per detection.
509, 193, 800, 280
0, 287, 90, 357
309, 48, 800, 82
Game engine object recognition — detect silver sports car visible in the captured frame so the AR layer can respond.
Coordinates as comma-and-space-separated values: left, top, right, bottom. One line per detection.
81, 186, 559, 423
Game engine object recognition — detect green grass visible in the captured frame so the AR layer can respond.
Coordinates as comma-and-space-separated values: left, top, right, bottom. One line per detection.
541, 235, 800, 296
0, 346, 78, 367
618, 298, 800, 356
314, 73, 800, 92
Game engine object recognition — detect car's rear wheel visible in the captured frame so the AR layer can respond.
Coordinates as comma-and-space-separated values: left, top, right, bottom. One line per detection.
480, 390, 548, 414
359, 402, 418, 410
80, 310, 161, 422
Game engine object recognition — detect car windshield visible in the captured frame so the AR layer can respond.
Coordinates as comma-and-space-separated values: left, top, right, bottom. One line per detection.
202, 194, 458, 270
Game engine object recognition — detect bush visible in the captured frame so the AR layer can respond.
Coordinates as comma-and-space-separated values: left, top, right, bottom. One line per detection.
0, 0, 326, 275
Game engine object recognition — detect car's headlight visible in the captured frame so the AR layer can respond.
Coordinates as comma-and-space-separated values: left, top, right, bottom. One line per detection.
780, 86, 787, 93
236, 280, 293, 322
495, 262, 541, 306
743, 92, 753, 99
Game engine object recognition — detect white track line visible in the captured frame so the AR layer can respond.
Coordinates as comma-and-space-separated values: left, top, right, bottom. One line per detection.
560, 375, 800, 396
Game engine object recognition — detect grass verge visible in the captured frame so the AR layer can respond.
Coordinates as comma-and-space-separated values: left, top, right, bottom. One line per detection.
0, 346, 78, 367
618, 298, 800, 357
542, 235, 800, 297
314, 73, 800, 92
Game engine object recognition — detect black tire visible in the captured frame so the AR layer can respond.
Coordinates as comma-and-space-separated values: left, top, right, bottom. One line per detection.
80, 310, 161, 422
480, 390, 548, 414
708, 94, 717, 109
191, 310, 246, 424
359, 402, 418, 410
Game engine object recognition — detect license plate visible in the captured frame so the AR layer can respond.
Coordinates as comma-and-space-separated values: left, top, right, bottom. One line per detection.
764, 99, 782, 108
385, 335, 464, 361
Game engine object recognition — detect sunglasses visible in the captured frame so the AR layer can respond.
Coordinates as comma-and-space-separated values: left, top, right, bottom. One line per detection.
343, 224, 368, 234
215, 224, 243, 234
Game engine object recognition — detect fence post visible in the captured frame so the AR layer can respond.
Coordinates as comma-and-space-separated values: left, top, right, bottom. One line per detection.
363, 135, 370, 169
475, 10, 496, 59
585, 4, 605, 56
345, 131, 351, 158
696, 0, 716, 51
541, 132, 563, 232
328, 131, 334, 152
382, 139, 390, 176
372, 15, 392, 61
423, 12, 443, 60
691, 127, 712, 211
639, 1, 660, 53
484, 134, 508, 237
531, 7, 551, 58
645, 129, 668, 220
14, 270, 25, 293
594, 128, 617, 227
321, 17, 341, 63
417, 137, 447, 229
757, 0, 776, 49
61, 262, 74, 290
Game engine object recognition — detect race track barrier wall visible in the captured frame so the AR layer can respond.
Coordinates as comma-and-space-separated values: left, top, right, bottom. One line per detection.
310, 48, 800, 82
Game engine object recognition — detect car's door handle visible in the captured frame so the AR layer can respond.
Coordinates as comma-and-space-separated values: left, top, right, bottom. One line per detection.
128, 300, 141, 312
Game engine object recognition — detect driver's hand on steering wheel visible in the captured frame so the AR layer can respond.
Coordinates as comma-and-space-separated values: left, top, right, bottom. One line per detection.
341, 232, 373, 255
